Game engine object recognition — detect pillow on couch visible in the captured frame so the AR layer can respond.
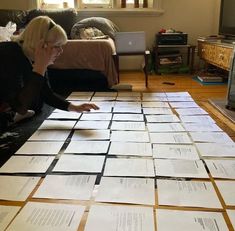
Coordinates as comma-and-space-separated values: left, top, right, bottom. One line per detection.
71, 17, 119, 40
79, 27, 108, 40
0, 9, 27, 30
26, 9, 77, 37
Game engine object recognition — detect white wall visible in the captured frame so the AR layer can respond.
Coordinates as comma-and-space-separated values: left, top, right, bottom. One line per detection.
0, 0, 221, 70
0, 0, 32, 10
107, 0, 221, 70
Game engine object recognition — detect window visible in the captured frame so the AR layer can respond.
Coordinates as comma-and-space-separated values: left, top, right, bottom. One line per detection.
39, 0, 161, 10
79, 0, 111, 8
40, 0, 75, 9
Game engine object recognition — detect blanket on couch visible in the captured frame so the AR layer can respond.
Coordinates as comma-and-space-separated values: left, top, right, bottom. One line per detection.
51, 38, 118, 87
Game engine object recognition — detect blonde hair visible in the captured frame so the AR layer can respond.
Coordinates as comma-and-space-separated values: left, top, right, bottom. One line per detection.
12, 16, 67, 59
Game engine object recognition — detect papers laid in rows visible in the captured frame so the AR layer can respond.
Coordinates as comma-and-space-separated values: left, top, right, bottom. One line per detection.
95, 177, 155, 205
0, 156, 54, 173
33, 175, 96, 200
15, 141, 64, 155
0, 205, 20, 231
0, 176, 40, 201
84, 204, 154, 231
52, 155, 105, 173
152, 144, 200, 159
6, 202, 85, 231
154, 159, 209, 178
104, 158, 155, 177
205, 159, 235, 179
157, 179, 222, 208
156, 209, 229, 231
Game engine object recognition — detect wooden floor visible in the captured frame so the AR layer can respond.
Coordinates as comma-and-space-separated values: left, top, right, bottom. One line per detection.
120, 71, 235, 141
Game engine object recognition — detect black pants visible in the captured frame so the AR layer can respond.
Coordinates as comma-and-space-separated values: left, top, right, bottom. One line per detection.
0, 110, 15, 132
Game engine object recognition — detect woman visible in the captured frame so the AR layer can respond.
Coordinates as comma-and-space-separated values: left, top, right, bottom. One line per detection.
0, 16, 99, 130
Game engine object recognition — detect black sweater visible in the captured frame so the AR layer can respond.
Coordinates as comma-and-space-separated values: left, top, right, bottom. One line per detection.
0, 42, 69, 114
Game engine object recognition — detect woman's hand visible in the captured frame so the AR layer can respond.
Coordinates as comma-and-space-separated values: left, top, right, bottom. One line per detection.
68, 103, 100, 112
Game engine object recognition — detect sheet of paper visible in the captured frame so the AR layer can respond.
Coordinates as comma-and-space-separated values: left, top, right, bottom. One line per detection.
71, 129, 110, 140
74, 120, 110, 130
0, 205, 21, 231
84, 204, 154, 231
205, 159, 235, 179
113, 106, 142, 113
189, 132, 234, 143
142, 101, 170, 108
143, 92, 166, 97
227, 210, 235, 230
156, 209, 228, 231
95, 177, 155, 205
142, 96, 168, 101
175, 108, 208, 115
38, 120, 76, 130
180, 115, 215, 123
111, 121, 146, 131
0, 156, 54, 173
116, 96, 141, 101
91, 96, 116, 101
65, 140, 109, 154
215, 180, 235, 206
0, 176, 40, 201
48, 111, 81, 119
33, 175, 96, 200
146, 115, 180, 123
118, 92, 141, 96
166, 96, 194, 102
93, 91, 117, 97
152, 144, 200, 160
142, 107, 173, 115
85, 105, 113, 113
183, 123, 222, 132
29, 130, 71, 141
69, 91, 94, 96
110, 131, 149, 142
114, 101, 141, 107
104, 158, 155, 177
108, 142, 152, 157
7, 202, 85, 231
52, 155, 105, 173
154, 159, 209, 178
112, 113, 144, 121
91, 101, 115, 108
166, 92, 191, 97
80, 113, 112, 121
147, 123, 185, 132
149, 132, 192, 144
157, 179, 222, 208
169, 101, 199, 108
195, 143, 235, 157
66, 95, 92, 101
15, 141, 64, 155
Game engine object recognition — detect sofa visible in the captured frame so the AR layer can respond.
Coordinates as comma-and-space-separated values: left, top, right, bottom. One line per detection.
0, 8, 118, 90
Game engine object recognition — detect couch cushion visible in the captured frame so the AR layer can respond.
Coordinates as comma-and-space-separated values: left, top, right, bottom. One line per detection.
71, 17, 119, 40
0, 9, 27, 29
26, 9, 77, 37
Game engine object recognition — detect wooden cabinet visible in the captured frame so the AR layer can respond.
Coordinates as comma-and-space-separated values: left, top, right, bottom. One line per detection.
198, 40, 234, 71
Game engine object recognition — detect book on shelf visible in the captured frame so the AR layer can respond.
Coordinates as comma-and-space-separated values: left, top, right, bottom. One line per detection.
159, 55, 182, 65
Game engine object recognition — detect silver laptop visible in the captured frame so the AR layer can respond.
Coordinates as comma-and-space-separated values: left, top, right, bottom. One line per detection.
115, 31, 146, 53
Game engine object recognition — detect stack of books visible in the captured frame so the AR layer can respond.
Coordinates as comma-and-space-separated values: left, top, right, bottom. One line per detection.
197, 76, 223, 83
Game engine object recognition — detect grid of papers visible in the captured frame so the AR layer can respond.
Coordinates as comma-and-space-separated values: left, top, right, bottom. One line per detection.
0, 91, 234, 230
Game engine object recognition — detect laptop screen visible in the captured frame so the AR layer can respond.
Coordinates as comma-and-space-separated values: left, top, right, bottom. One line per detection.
115, 31, 146, 53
